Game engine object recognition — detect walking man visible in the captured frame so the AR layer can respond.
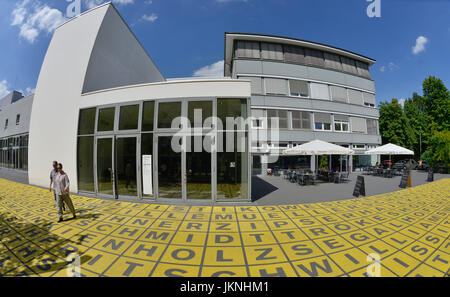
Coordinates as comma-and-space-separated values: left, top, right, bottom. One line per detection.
49, 161, 65, 212
54, 163, 77, 222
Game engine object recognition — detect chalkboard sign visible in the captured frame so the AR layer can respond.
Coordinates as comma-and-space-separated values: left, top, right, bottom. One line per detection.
399, 169, 410, 188
427, 170, 434, 182
353, 176, 366, 197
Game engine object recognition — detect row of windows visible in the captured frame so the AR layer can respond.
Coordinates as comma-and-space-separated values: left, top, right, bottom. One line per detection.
0, 134, 29, 170
78, 99, 249, 136
239, 76, 376, 107
251, 109, 379, 135
234, 41, 372, 79
2, 114, 21, 129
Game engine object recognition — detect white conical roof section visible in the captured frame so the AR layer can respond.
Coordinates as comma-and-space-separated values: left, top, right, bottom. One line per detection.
283, 140, 354, 156
365, 143, 414, 155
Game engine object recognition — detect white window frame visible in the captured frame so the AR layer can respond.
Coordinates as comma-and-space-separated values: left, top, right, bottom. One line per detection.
333, 120, 350, 133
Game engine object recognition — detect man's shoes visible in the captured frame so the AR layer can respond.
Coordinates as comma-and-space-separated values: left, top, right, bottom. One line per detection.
57, 217, 63, 223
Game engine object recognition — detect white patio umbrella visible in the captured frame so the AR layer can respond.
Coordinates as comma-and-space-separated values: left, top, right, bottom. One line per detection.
283, 140, 354, 173
365, 143, 414, 168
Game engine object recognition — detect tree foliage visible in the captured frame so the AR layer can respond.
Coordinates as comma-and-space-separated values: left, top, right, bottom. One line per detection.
379, 76, 449, 173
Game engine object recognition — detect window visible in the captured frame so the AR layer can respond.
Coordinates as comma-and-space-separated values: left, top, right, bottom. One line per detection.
356, 61, 372, 79
261, 43, 284, 60
330, 86, 348, 103
239, 76, 263, 94
142, 101, 155, 131
235, 41, 260, 59
292, 111, 311, 130
217, 99, 247, 130
77, 136, 94, 192
264, 78, 287, 95
119, 105, 139, 130
363, 92, 376, 107
284, 45, 305, 64
334, 115, 349, 132
324, 52, 343, 71
4, 119, 8, 129
251, 109, 265, 128
367, 119, 378, 135
341, 56, 358, 75
158, 102, 182, 129
267, 110, 288, 129
348, 89, 363, 105
314, 113, 331, 131
16, 114, 20, 125
97, 107, 115, 132
188, 101, 213, 129
351, 117, 366, 133
78, 108, 96, 135
304, 48, 325, 67
289, 80, 309, 97
310, 83, 330, 100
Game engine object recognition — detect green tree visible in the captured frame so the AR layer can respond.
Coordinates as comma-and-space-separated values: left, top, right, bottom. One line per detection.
422, 130, 450, 173
379, 98, 416, 150
422, 76, 450, 131
319, 155, 328, 170
404, 93, 429, 158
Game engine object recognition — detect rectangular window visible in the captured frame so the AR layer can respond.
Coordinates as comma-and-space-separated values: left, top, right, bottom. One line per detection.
330, 86, 348, 103
310, 83, 330, 100
158, 102, 182, 129
239, 76, 262, 94
284, 45, 305, 64
217, 99, 248, 131
261, 43, 284, 60
78, 108, 96, 135
119, 104, 139, 130
289, 80, 309, 97
334, 115, 349, 132
4, 119, 8, 129
188, 101, 213, 129
366, 119, 378, 135
304, 48, 325, 67
267, 110, 288, 129
265, 78, 287, 95
77, 136, 94, 192
356, 61, 372, 79
97, 107, 115, 132
341, 56, 358, 75
142, 101, 155, 131
324, 52, 343, 71
16, 114, 20, 125
363, 92, 376, 107
351, 117, 366, 133
348, 89, 363, 105
292, 111, 311, 130
251, 109, 264, 128
235, 41, 260, 59
314, 113, 331, 131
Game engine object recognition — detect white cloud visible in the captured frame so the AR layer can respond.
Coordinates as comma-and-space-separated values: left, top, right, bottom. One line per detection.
398, 98, 406, 107
142, 13, 158, 23
25, 87, 35, 95
412, 36, 428, 55
380, 62, 399, 73
85, 0, 134, 9
193, 60, 224, 77
0, 80, 10, 99
11, 0, 67, 43
380, 66, 386, 73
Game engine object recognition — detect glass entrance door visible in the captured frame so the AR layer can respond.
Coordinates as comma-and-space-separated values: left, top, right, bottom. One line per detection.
96, 137, 114, 197
186, 136, 212, 200
116, 136, 139, 199
157, 136, 182, 199
96, 136, 140, 199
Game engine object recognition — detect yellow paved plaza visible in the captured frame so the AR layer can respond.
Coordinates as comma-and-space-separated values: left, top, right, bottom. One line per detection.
0, 178, 448, 277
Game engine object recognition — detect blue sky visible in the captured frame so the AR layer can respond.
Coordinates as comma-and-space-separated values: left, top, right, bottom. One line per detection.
0, 0, 449, 106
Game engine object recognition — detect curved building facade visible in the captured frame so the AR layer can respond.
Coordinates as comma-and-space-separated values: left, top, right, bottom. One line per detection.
225, 33, 381, 174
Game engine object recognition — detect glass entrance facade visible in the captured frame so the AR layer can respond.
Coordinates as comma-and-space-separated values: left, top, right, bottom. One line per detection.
76, 98, 251, 202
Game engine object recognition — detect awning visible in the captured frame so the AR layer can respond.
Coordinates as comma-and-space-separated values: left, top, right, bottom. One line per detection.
365, 143, 414, 155
283, 140, 354, 156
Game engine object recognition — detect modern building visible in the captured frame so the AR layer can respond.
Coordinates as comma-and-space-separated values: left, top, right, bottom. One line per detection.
224, 33, 381, 175
0, 2, 381, 203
